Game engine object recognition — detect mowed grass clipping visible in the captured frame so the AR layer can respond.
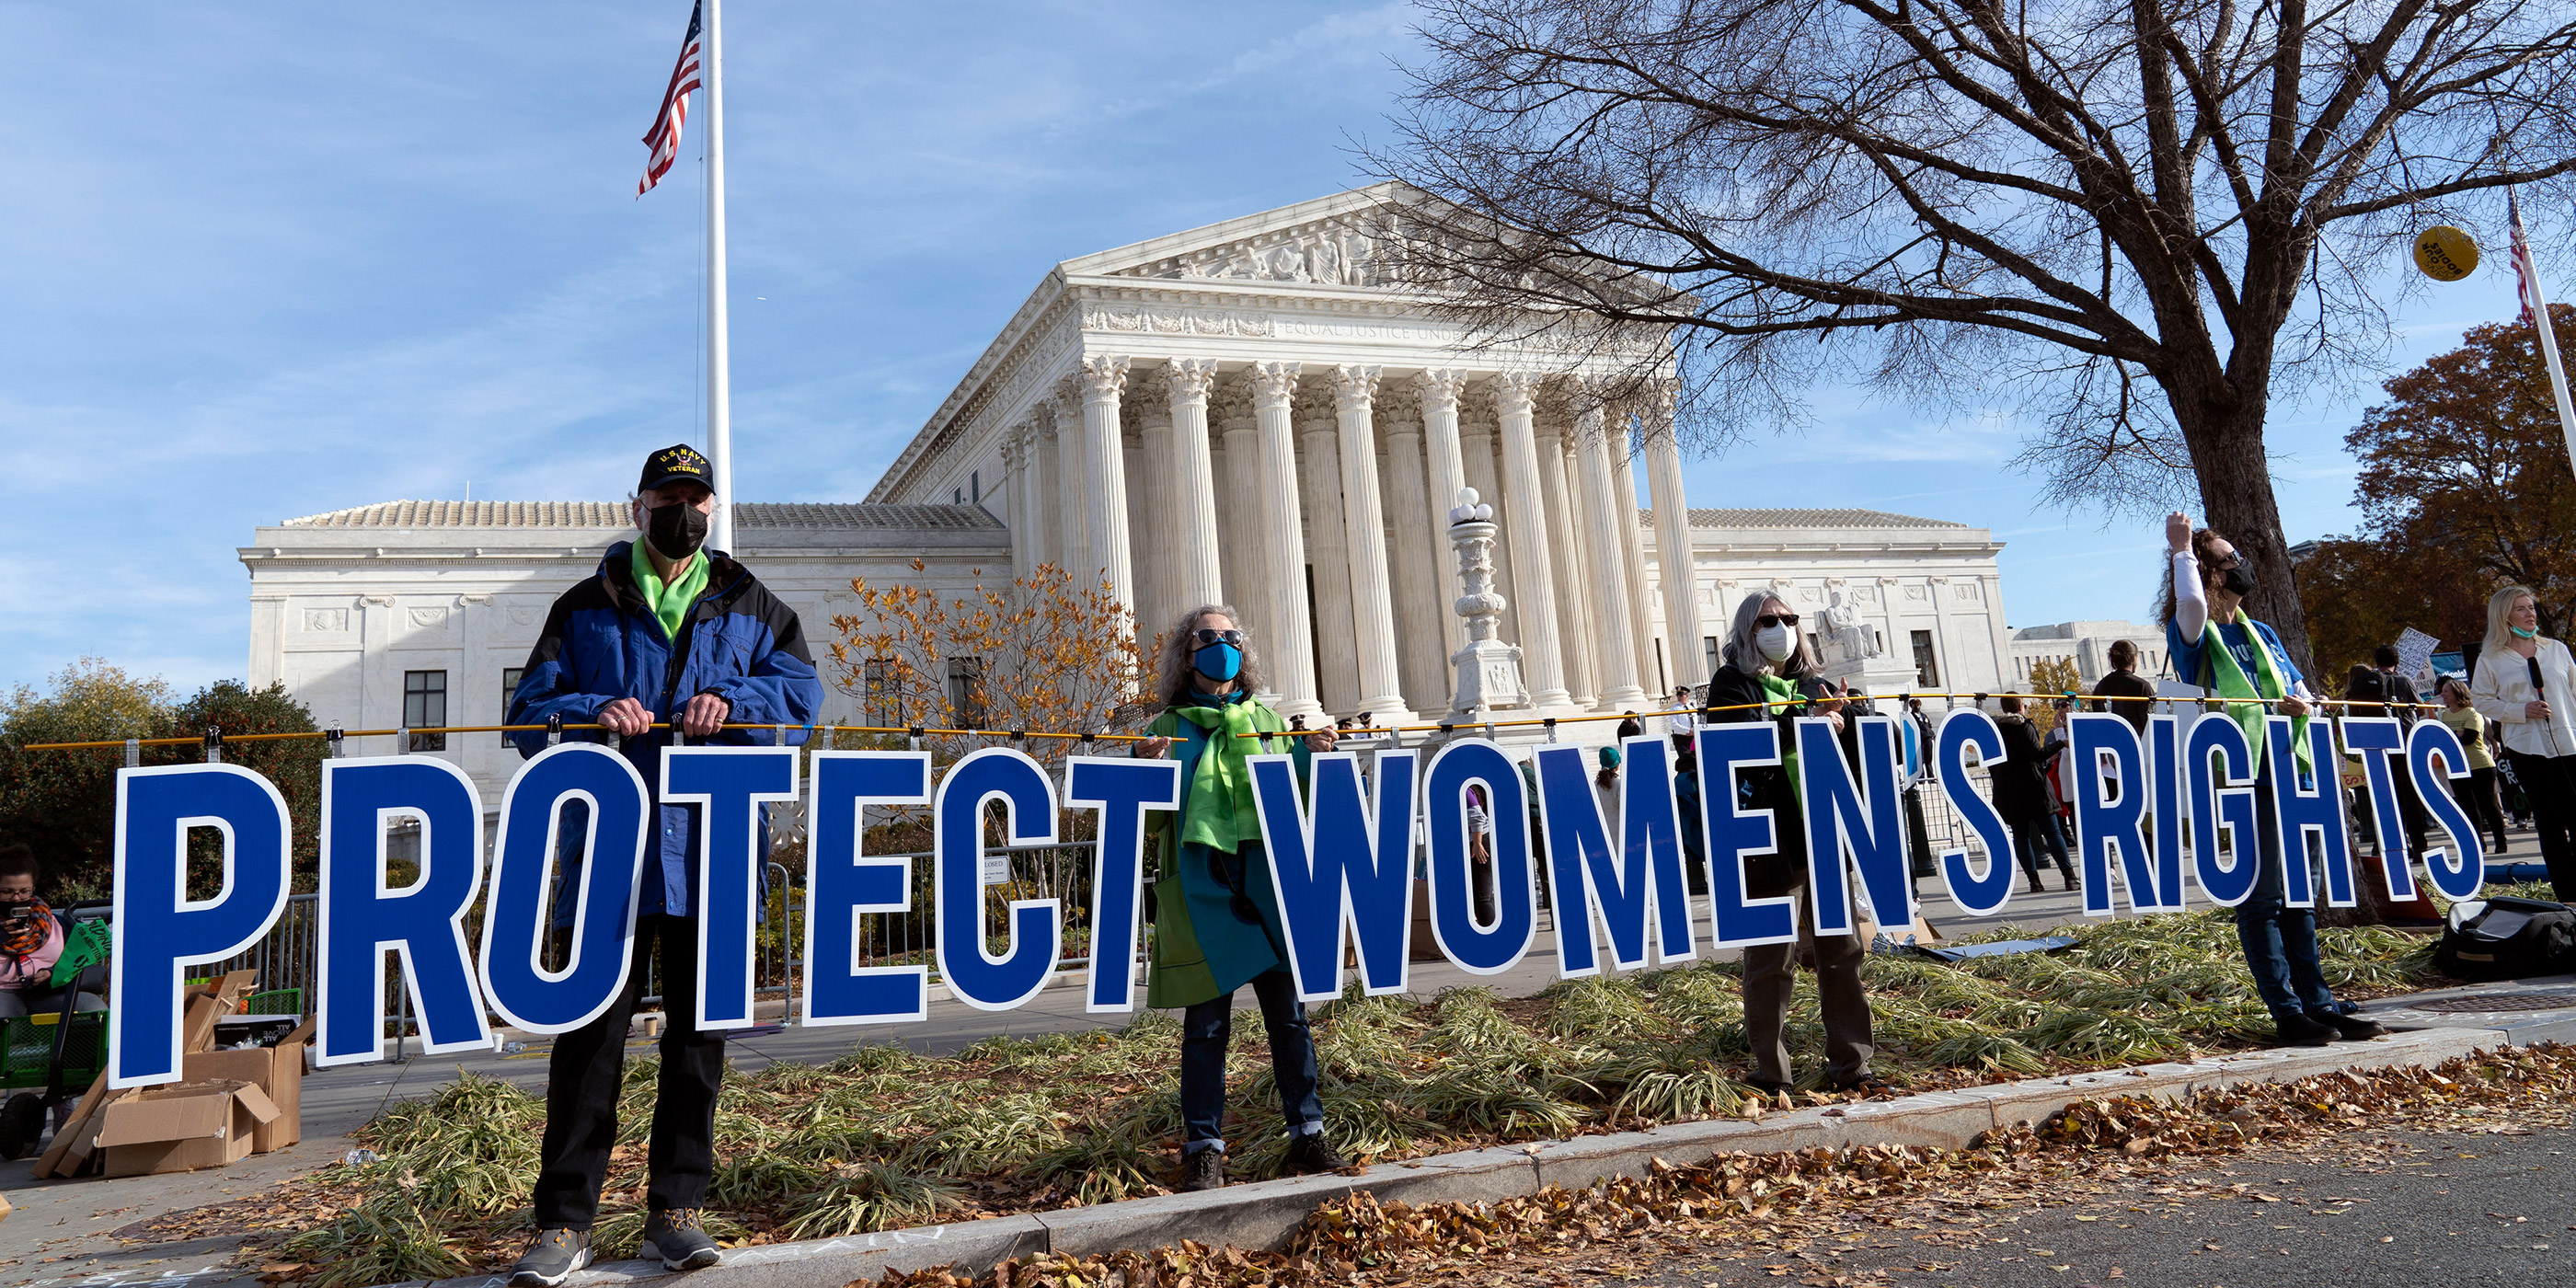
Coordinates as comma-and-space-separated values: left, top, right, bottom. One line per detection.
235, 909, 2434, 1282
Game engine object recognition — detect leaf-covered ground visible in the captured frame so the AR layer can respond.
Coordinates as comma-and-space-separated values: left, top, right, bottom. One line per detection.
128, 910, 2442, 1285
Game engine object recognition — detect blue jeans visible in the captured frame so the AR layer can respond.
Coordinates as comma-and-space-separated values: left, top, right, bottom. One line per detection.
1180, 967, 1324, 1155
2236, 766, 2338, 1021
2013, 812, 2076, 882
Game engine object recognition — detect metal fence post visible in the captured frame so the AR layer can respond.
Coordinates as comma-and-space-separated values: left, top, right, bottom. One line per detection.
123, 738, 140, 768
202, 725, 224, 764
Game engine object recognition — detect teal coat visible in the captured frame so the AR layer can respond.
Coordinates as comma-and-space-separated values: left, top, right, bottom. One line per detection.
1143, 699, 1311, 1009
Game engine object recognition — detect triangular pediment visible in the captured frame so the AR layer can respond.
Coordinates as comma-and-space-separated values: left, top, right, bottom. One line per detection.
1059, 183, 1419, 289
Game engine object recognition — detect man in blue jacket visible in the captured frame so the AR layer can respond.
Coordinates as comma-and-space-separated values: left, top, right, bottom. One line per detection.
506, 444, 822, 1285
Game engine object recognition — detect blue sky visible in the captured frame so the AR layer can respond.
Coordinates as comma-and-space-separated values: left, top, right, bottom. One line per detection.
2, 2, 2533, 695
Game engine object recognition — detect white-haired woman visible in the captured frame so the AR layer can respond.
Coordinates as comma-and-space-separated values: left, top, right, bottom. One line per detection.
1698, 591, 1881, 1096
1134, 605, 1348, 1191
2469, 586, 2576, 898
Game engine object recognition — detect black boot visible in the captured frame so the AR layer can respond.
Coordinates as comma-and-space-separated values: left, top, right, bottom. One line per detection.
1284, 1133, 1351, 1175
2025, 871, 2044, 894
2273, 1012, 2337, 1047
1180, 1147, 1226, 1192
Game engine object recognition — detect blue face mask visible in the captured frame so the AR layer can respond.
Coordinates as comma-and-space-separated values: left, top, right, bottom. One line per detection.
1193, 642, 1243, 682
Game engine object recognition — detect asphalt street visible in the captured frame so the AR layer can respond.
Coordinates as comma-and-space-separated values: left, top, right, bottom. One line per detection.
1622, 1122, 2576, 1288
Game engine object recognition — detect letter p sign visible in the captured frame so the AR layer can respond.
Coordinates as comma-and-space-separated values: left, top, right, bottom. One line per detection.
110, 765, 293, 1087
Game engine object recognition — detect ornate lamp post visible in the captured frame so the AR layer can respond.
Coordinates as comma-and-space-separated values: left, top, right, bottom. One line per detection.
1445, 488, 1531, 723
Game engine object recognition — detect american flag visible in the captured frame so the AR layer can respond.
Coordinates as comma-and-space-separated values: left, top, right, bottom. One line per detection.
2512, 189, 2548, 332
637, 1, 705, 197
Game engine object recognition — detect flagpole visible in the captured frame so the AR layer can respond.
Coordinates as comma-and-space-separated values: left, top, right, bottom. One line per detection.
2513, 193, 2576, 482
703, 0, 735, 555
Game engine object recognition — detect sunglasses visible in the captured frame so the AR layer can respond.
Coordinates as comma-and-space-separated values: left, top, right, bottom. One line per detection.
1756, 613, 1800, 628
1191, 627, 1246, 647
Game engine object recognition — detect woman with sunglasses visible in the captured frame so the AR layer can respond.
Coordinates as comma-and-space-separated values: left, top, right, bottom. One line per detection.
1134, 605, 1349, 1192
1699, 591, 1882, 1097
2161, 512, 2384, 1048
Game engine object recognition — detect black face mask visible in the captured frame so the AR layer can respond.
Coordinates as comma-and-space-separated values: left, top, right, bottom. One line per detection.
645, 501, 709, 560
2220, 563, 2256, 598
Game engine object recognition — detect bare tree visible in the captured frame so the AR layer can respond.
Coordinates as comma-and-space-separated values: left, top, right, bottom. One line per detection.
1372, 0, 2576, 668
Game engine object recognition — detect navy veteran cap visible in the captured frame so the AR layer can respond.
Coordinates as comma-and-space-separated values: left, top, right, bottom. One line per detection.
638, 443, 716, 494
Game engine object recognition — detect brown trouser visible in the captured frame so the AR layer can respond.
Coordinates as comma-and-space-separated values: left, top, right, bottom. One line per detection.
1742, 896, 1875, 1087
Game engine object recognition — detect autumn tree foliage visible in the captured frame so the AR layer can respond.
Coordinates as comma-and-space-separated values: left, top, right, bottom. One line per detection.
826, 562, 1157, 776
2301, 305, 2576, 675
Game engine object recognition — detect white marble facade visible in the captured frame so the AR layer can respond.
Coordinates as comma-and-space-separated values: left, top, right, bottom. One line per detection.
242, 187, 2020, 797
870, 185, 2012, 719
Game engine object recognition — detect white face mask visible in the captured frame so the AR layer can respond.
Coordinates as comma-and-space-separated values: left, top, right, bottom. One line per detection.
1756, 624, 1796, 663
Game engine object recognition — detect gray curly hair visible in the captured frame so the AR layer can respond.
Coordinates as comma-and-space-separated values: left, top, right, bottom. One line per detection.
1722, 589, 1820, 680
1158, 604, 1267, 707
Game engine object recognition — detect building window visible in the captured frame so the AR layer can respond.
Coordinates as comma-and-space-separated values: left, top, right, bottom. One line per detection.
946, 656, 986, 728
500, 667, 525, 743
1703, 636, 1720, 678
1911, 630, 1940, 688
863, 658, 895, 727
971, 470, 982, 504
404, 670, 447, 753
954, 487, 965, 504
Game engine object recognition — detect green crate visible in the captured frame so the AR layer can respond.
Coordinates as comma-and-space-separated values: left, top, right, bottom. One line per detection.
0, 1011, 108, 1091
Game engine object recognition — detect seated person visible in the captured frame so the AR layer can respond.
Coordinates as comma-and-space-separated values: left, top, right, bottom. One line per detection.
0, 844, 101, 1019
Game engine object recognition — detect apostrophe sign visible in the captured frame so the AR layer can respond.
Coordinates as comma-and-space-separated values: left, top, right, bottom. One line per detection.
2414, 226, 2479, 282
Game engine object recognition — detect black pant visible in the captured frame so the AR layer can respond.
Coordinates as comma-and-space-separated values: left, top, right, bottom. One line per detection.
532, 914, 725, 1229
2505, 751, 2576, 902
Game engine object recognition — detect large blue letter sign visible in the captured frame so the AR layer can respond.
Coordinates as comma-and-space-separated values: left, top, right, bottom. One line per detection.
1696, 723, 1799, 948
2338, 718, 2418, 903
1535, 737, 1693, 975
2067, 714, 2179, 914
2409, 719, 2486, 900
2184, 713, 2262, 906
1932, 711, 2018, 915
111, 765, 293, 1087
1794, 716, 1912, 937
316, 758, 489, 1068
1255, 750, 1418, 1001
1065, 756, 1182, 1013
804, 752, 932, 1025
1420, 739, 1536, 973
934, 748, 1061, 1010
664, 745, 802, 1030
2265, 718, 2354, 907
478, 744, 651, 1035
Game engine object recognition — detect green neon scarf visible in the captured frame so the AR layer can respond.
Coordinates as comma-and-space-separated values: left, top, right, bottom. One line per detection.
627, 541, 709, 644
1165, 693, 1283, 853
2199, 615, 2312, 778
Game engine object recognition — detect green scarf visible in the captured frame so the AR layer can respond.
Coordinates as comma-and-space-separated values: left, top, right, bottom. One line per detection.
2199, 614, 2311, 778
1756, 673, 1808, 802
628, 541, 710, 644
1167, 693, 1278, 853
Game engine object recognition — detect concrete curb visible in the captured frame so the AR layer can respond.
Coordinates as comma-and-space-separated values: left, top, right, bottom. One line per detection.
374, 1024, 2514, 1288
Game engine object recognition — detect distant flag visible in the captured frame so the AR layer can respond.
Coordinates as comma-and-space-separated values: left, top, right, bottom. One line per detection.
2509, 188, 2576, 483
638, 0, 705, 197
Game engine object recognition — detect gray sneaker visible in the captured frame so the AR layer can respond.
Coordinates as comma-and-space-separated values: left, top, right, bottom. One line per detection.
639, 1208, 722, 1271
509, 1228, 590, 1288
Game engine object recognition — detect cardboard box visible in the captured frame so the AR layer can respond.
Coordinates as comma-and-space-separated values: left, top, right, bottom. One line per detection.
181, 1018, 311, 1154
94, 1079, 278, 1177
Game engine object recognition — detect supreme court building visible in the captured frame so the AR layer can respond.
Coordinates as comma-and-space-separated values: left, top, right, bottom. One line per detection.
243, 186, 2013, 802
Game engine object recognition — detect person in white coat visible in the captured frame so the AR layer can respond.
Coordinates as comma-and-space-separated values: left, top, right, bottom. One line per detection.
2470, 584, 2576, 899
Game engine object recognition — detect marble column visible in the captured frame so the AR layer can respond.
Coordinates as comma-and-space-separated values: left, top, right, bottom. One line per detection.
1247, 362, 1324, 721
1128, 382, 1173, 637
1413, 371, 1473, 663
1330, 364, 1412, 722
1457, 415, 1520, 648
1051, 391, 1089, 586
1610, 416, 1661, 695
1298, 383, 1361, 718
1643, 390, 1708, 686
1537, 420, 1597, 707
1215, 384, 1263, 619
1002, 422, 1034, 582
1076, 356, 1135, 615
1165, 359, 1225, 615
1489, 373, 1572, 711
1378, 397, 1447, 713
1573, 386, 1648, 707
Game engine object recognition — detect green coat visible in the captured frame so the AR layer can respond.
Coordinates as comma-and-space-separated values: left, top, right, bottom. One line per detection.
1143, 699, 1312, 1009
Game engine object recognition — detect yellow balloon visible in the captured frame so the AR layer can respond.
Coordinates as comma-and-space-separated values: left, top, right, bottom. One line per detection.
2414, 225, 2479, 282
